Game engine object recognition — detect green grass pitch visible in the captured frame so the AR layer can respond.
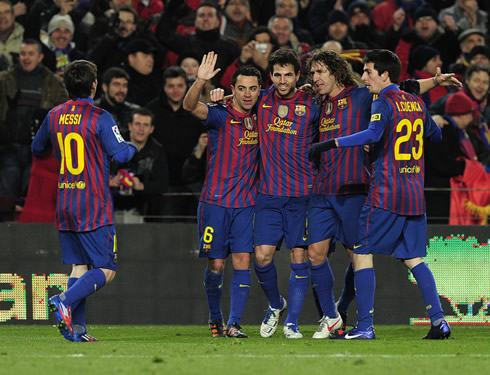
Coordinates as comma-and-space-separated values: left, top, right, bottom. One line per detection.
0, 325, 489, 375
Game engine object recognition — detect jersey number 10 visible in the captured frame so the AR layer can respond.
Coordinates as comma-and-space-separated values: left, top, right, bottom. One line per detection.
57, 132, 85, 175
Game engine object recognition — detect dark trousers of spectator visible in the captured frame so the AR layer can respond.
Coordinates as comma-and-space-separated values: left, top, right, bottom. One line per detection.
0, 143, 32, 198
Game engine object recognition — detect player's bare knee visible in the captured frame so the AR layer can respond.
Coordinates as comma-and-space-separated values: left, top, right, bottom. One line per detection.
290, 247, 307, 264
101, 268, 116, 284
208, 258, 225, 274
307, 244, 328, 265
254, 246, 274, 266
231, 252, 250, 270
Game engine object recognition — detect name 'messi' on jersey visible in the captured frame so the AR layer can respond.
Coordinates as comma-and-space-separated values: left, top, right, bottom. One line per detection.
59, 113, 82, 125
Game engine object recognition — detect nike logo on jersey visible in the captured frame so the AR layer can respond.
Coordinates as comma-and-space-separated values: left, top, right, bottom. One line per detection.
353, 244, 362, 249
295, 275, 309, 279
230, 120, 241, 124
262, 104, 273, 108
239, 284, 251, 288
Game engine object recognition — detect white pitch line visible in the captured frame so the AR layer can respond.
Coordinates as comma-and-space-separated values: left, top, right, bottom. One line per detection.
29, 353, 490, 359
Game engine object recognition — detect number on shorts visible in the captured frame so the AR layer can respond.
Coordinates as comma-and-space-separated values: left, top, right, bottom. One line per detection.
203, 226, 214, 243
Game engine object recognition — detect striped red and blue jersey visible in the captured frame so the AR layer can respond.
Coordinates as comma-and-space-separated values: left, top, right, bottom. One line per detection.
257, 87, 320, 197
32, 98, 132, 231
200, 101, 259, 208
313, 86, 372, 196
337, 84, 442, 215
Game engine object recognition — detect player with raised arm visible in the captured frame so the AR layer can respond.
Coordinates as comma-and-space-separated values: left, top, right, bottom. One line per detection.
308, 49, 451, 340
32, 60, 138, 342
183, 52, 261, 338
306, 49, 461, 339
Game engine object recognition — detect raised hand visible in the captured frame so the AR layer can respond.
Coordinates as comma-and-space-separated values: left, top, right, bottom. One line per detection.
197, 52, 222, 81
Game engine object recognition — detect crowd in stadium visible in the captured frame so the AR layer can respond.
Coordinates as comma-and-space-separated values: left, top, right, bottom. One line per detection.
0, 0, 489, 225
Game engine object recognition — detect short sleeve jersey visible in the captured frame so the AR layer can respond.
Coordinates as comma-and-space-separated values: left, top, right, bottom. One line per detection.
200, 101, 259, 208
313, 86, 372, 196
32, 98, 130, 231
257, 87, 320, 197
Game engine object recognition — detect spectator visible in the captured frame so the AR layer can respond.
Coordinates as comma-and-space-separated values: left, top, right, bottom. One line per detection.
347, 1, 386, 49
324, 9, 368, 50
406, 45, 449, 108
395, 4, 460, 74
0, 0, 24, 69
88, 7, 145, 77
371, 0, 422, 33
468, 45, 490, 66
431, 64, 490, 170
87, 0, 133, 47
268, 15, 309, 54
425, 91, 481, 223
220, 26, 278, 90
219, 0, 255, 48
307, 0, 337, 44
450, 28, 486, 72
110, 107, 168, 223
0, 39, 67, 201
178, 50, 215, 103
146, 66, 206, 219
94, 66, 139, 136
439, 0, 487, 34
123, 38, 162, 107
43, 14, 86, 77
275, 0, 314, 46
155, 1, 240, 85
181, 132, 207, 187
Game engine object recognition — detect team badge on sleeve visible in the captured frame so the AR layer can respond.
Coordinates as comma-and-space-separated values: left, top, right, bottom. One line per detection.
295, 105, 306, 116
278, 105, 288, 118
370, 113, 381, 121
112, 126, 125, 143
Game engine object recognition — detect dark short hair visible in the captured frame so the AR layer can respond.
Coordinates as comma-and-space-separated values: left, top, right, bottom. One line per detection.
130, 107, 154, 123
63, 60, 97, 99
248, 26, 278, 48
232, 65, 262, 87
306, 49, 360, 88
162, 66, 187, 85
363, 49, 401, 84
101, 67, 130, 85
269, 47, 300, 74
21, 38, 43, 54
465, 63, 490, 82
197, 1, 221, 17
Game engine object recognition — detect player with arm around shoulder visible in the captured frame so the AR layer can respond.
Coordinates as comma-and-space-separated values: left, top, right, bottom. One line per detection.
31, 60, 137, 342
309, 49, 450, 340
183, 52, 261, 338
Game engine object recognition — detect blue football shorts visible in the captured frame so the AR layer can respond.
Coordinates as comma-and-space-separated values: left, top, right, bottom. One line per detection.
254, 193, 309, 249
59, 225, 118, 270
353, 205, 427, 259
197, 202, 254, 259
307, 193, 366, 249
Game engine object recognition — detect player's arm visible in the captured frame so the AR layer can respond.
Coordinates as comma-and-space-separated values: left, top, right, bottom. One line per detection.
113, 142, 138, 163
308, 100, 388, 160
417, 67, 462, 95
31, 116, 52, 156
183, 52, 221, 120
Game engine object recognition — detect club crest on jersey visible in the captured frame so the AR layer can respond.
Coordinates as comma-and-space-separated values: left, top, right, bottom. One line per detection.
295, 105, 306, 116
278, 105, 288, 118
324, 102, 333, 115
202, 244, 211, 252
112, 125, 125, 143
244, 117, 254, 130
337, 98, 348, 109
